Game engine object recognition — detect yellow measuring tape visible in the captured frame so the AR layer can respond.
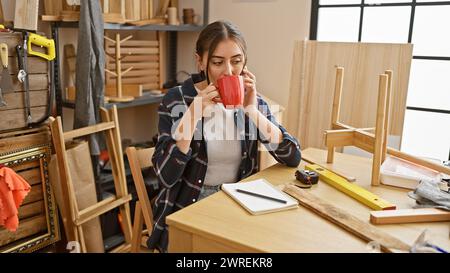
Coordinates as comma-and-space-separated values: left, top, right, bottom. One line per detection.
306, 164, 396, 211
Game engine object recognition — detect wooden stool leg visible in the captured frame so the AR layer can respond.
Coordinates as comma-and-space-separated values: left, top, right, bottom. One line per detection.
327, 67, 344, 164
372, 74, 388, 186
382, 70, 393, 163
131, 202, 144, 253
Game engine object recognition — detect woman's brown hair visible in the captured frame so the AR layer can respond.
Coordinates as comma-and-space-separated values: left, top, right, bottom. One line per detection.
196, 20, 247, 83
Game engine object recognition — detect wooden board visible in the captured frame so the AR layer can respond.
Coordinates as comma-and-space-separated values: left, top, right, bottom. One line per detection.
43, 0, 63, 16
14, 0, 39, 31
286, 41, 413, 150
125, 0, 140, 21
283, 185, 411, 253
64, 44, 77, 87
370, 208, 450, 225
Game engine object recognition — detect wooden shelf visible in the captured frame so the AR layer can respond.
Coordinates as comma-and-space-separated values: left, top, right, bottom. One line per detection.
52, 21, 205, 32
63, 93, 164, 110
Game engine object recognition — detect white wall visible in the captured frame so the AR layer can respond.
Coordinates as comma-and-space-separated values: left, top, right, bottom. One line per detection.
177, 0, 312, 108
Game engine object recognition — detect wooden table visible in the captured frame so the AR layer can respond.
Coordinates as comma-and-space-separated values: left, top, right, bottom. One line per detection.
166, 148, 450, 253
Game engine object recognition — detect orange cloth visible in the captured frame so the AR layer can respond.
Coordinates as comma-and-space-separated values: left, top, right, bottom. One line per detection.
0, 166, 31, 232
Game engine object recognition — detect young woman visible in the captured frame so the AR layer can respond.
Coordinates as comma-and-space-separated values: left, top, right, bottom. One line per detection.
148, 20, 301, 252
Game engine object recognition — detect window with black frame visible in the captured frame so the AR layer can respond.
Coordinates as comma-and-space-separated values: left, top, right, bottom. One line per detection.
310, 0, 450, 163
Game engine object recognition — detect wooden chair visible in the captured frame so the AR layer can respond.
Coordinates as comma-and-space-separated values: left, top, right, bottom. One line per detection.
126, 146, 156, 253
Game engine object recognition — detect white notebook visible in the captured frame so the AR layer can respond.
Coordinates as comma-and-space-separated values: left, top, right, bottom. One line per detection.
222, 179, 299, 215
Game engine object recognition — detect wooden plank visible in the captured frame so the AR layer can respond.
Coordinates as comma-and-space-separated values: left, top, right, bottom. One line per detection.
0, 130, 50, 154
142, 83, 160, 90
63, 122, 116, 140
0, 107, 47, 132
107, 40, 159, 48
64, 44, 77, 87
8, 57, 48, 74
283, 185, 411, 253
11, 74, 49, 92
22, 184, 43, 205
43, 0, 63, 16
14, 0, 39, 31
372, 74, 388, 186
324, 129, 354, 147
17, 167, 42, 186
158, 31, 166, 89
18, 200, 45, 220
125, 0, 140, 21
125, 18, 165, 26
76, 195, 132, 226
107, 54, 159, 63
2, 91, 48, 111
370, 208, 450, 225
107, 62, 159, 70
106, 47, 159, 55
9, 161, 40, 173
113, 76, 159, 85
105, 84, 143, 97
0, 215, 47, 247
140, 0, 149, 20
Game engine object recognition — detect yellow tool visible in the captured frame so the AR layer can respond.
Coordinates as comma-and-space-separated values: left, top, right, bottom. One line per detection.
306, 164, 396, 211
27, 33, 56, 61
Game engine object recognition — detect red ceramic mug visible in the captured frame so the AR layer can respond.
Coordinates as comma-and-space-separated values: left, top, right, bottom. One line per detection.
216, 75, 245, 108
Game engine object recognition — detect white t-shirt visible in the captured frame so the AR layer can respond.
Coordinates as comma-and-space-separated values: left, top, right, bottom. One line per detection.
203, 103, 242, 186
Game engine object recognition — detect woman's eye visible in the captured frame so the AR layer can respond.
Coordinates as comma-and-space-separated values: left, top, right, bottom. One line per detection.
232, 60, 242, 65
213, 61, 223, 66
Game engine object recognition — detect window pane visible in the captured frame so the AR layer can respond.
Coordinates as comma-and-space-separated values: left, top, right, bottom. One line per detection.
365, 0, 411, 3
361, 6, 410, 43
320, 0, 361, 4
317, 8, 360, 42
407, 59, 450, 110
413, 6, 450, 57
401, 110, 450, 161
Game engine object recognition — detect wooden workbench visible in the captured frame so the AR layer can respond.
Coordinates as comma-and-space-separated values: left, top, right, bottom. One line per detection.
166, 148, 450, 253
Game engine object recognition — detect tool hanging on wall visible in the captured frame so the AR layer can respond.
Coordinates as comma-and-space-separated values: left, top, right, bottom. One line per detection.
16, 33, 32, 126
15, 32, 56, 127
0, 43, 14, 107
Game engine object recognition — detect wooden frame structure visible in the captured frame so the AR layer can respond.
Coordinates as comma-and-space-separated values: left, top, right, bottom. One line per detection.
49, 106, 133, 253
325, 67, 450, 186
126, 146, 156, 253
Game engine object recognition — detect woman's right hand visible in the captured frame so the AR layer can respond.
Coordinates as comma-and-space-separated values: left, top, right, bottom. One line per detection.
196, 83, 221, 116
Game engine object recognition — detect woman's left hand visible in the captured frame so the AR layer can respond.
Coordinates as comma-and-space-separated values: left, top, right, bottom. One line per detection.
242, 67, 258, 111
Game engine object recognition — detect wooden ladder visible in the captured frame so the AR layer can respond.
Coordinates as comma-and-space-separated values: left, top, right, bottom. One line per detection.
49, 106, 133, 253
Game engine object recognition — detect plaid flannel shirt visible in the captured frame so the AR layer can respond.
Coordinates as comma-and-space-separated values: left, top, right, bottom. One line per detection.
148, 74, 302, 252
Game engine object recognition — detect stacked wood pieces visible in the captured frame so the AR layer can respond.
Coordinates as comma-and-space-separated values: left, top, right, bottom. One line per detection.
43, 0, 160, 24
42, 0, 80, 22
0, 126, 60, 253
105, 34, 166, 91
0, 33, 50, 133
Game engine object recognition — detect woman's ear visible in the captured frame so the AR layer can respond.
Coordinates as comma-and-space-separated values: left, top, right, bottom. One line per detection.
195, 53, 205, 71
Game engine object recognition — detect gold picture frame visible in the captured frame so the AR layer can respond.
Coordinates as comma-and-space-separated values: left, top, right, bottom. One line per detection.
0, 145, 60, 253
